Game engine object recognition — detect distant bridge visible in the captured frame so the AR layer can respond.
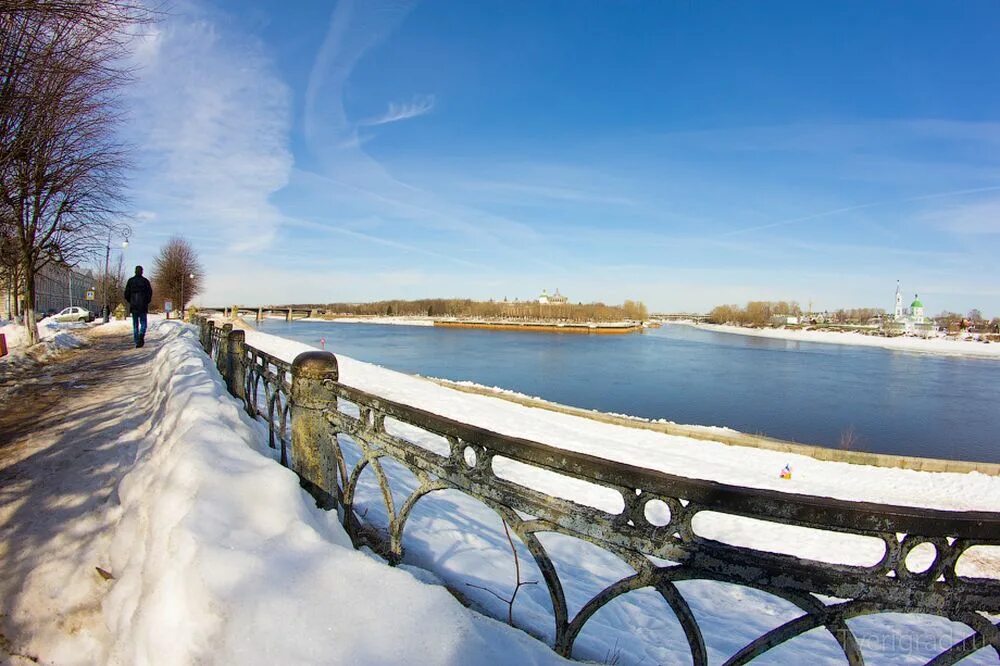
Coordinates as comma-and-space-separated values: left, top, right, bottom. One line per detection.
199, 306, 327, 323
651, 312, 710, 322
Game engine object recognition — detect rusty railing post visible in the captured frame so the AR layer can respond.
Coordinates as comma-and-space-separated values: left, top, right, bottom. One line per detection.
227, 328, 247, 404
290, 351, 339, 510
217, 323, 233, 377
203, 319, 214, 353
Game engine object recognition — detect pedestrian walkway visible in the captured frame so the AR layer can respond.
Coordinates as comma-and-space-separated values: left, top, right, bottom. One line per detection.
0, 323, 156, 664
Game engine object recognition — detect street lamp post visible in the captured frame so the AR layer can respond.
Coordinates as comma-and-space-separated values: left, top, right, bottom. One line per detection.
103, 230, 129, 323
181, 272, 194, 321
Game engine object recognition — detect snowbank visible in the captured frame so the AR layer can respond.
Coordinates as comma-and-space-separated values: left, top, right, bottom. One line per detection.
0, 319, 87, 368
103, 321, 565, 665
677, 321, 1000, 359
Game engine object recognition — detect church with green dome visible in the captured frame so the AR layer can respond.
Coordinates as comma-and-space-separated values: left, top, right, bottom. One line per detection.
884, 281, 936, 335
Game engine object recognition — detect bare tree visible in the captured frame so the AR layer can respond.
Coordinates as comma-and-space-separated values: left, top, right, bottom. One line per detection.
0, 1, 150, 343
151, 236, 204, 317
92, 252, 125, 314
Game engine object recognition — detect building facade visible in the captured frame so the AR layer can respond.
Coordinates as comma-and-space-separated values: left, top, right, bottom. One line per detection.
2, 263, 96, 320
538, 288, 569, 305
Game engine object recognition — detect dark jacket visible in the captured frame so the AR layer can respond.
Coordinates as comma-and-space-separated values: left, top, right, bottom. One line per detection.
124, 275, 153, 314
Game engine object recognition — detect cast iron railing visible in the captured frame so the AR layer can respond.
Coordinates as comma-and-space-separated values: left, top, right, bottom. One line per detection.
193, 316, 1000, 665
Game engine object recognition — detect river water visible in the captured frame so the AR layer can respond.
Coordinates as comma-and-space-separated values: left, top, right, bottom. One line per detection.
255, 320, 1000, 463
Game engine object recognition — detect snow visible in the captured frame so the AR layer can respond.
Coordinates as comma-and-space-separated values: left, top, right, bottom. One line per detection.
0, 319, 87, 369
2, 320, 565, 665
434, 377, 740, 436
5, 318, 996, 665
242, 327, 1000, 512
675, 321, 1000, 359
236, 326, 1000, 664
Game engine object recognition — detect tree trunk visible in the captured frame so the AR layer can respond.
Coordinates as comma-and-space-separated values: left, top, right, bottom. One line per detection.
21, 259, 38, 345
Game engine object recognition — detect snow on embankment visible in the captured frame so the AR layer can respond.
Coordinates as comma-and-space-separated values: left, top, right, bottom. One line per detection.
103, 321, 564, 665
677, 321, 1000, 359
242, 327, 1000, 514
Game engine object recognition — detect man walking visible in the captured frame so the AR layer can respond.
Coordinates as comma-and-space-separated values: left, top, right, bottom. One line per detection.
124, 265, 153, 347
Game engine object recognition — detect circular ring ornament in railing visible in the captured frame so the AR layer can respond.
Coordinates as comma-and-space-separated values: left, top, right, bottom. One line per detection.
643, 498, 672, 527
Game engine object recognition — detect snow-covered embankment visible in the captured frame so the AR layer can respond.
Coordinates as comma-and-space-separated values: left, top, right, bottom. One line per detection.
103, 321, 563, 665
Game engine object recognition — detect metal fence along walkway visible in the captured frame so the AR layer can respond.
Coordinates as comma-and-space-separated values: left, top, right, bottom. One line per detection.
197, 316, 1000, 664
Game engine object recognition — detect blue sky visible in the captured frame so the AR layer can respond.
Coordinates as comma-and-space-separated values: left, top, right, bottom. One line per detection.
123, 0, 1000, 314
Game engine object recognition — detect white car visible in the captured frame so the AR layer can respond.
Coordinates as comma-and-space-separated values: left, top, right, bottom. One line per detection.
54, 306, 95, 322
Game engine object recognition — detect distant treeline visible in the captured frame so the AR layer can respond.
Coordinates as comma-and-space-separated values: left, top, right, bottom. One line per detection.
707, 301, 885, 326
707, 301, 803, 326
285, 298, 649, 322
935, 310, 1000, 330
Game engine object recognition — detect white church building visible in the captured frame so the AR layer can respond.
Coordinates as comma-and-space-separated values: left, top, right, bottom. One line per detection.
538, 288, 569, 305
884, 281, 936, 336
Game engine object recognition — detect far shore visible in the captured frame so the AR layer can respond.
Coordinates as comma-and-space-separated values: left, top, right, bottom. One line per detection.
671, 320, 1000, 359
284, 315, 643, 333
300, 315, 434, 327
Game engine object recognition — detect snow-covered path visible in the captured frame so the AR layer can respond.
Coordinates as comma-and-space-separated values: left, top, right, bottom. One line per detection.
0, 323, 152, 663
0, 321, 566, 665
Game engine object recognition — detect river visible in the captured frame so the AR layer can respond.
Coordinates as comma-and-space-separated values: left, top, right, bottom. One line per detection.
254, 319, 1000, 463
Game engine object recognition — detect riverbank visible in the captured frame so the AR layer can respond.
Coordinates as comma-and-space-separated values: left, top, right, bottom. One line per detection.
426, 377, 1000, 475
241, 325, 1000, 509
433, 319, 642, 334
297, 315, 643, 334
242, 315, 1000, 462
300, 315, 434, 327
671, 320, 1000, 359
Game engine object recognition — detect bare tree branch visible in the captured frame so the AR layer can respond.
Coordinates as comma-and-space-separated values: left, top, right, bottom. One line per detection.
150, 236, 205, 316
0, 0, 152, 342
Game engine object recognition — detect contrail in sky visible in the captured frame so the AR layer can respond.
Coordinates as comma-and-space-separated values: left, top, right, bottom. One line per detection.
718, 184, 1000, 237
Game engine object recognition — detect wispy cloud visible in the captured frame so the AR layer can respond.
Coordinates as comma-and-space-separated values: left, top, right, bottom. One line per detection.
460, 179, 635, 207
920, 197, 1000, 235
716, 185, 1000, 238
298, 0, 550, 266
128, 2, 293, 256
283, 215, 480, 268
360, 95, 436, 126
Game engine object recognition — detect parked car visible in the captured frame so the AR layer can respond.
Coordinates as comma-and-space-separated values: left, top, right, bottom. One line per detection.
54, 306, 94, 322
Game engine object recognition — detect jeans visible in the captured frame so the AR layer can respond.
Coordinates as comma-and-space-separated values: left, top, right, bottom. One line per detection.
131, 311, 148, 343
